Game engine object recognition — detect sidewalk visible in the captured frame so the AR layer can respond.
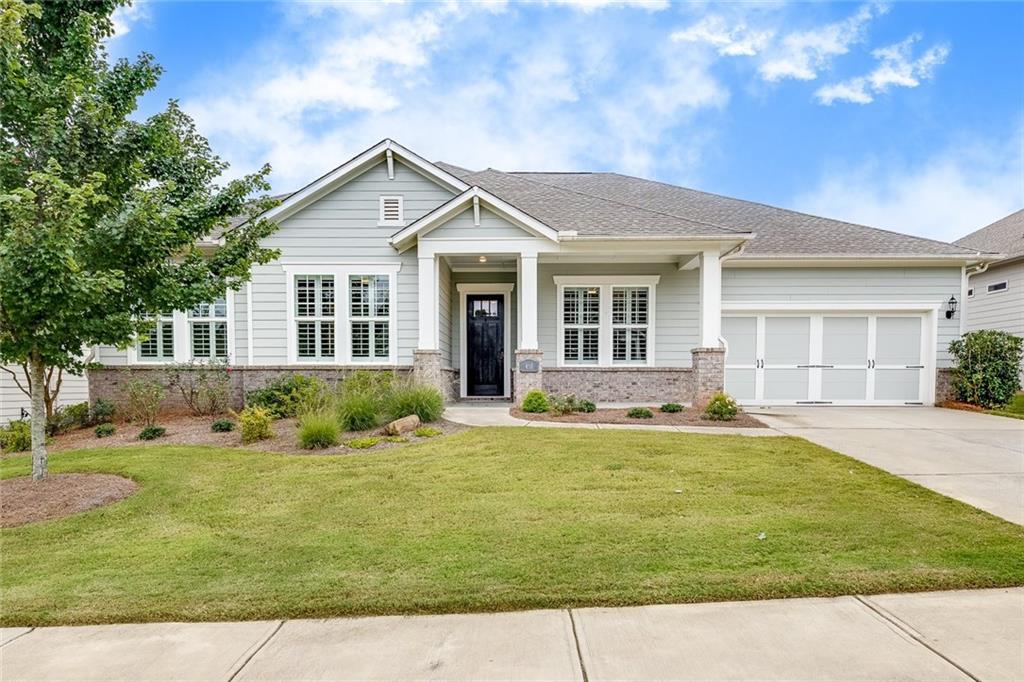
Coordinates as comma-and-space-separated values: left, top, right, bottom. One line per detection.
2, 588, 1020, 681
444, 403, 781, 436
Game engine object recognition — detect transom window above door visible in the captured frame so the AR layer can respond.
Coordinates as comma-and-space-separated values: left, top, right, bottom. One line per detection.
555, 276, 658, 367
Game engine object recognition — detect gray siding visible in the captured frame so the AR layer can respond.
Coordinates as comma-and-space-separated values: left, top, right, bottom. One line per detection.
965, 260, 1024, 337
252, 159, 455, 365
722, 266, 963, 366
423, 207, 532, 240
1, 365, 90, 425
537, 263, 700, 368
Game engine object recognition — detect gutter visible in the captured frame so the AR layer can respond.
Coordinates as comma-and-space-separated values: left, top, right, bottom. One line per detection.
555, 232, 756, 242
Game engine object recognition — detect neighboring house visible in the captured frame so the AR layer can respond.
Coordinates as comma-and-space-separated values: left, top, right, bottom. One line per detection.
90, 139, 993, 409
0, 365, 90, 426
955, 209, 1024, 382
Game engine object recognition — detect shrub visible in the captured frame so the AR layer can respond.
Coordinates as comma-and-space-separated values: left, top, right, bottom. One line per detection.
346, 436, 381, 449
387, 384, 444, 423
121, 376, 165, 427
703, 392, 738, 421
211, 419, 235, 433
94, 423, 116, 438
548, 394, 579, 416
521, 389, 549, 413
660, 403, 684, 413
298, 411, 340, 449
382, 435, 408, 443
246, 375, 326, 419
0, 420, 32, 452
341, 370, 396, 401
949, 330, 1024, 408
90, 399, 116, 425
46, 401, 91, 436
577, 399, 596, 413
626, 407, 653, 419
239, 406, 274, 444
138, 425, 166, 440
337, 393, 380, 432
413, 426, 443, 438
165, 361, 232, 416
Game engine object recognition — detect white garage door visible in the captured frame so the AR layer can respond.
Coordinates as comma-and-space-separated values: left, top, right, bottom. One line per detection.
723, 313, 930, 405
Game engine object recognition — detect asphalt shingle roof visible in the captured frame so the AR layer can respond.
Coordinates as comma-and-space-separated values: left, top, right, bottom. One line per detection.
955, 209, 1024, 260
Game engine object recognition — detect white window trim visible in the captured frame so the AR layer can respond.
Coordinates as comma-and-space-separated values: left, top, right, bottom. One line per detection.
294, 275, 337, 361
378, 195, 405, 227
553, 275, 659, 368
986, 281, 1008, 294
283, 263, 401, 365
188, 296, 232, 361
129, 294, 236, 365
457, 283, 514, 399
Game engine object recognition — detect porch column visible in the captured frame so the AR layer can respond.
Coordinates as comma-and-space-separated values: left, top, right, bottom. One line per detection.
699, 249, 722, 347
693, 249, 725, 406
417, 255, 437, 350
414, 254, 446, 399
514, 254, 543, 404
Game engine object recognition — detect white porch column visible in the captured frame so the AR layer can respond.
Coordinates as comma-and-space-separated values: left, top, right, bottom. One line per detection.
699, 249, 722, 348
519, 254, 539, 349
418, 255, 437, 350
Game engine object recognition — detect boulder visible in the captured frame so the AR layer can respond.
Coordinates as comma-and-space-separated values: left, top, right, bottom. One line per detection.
384, 414, 420, 436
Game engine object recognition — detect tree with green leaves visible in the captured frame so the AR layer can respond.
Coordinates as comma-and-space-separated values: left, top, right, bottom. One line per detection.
0, 0, 280, 479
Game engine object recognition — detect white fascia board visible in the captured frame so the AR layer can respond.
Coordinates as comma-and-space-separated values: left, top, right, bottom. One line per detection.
556, 238, 748, 255
390, 186, 560, 252
726, 254, 991, 267
254, 139, 469, 228
723, 301, 942, 312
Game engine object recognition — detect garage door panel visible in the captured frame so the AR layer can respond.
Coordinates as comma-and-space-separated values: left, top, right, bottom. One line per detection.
822, 317, 868, 365
822, 368, 868, 400
764, 368, 809, 400
764, 317, 809, 365
876, 317, 921, 365
875, 368, 921, 401
725, 368, 756, 401
722, 317, 757, 364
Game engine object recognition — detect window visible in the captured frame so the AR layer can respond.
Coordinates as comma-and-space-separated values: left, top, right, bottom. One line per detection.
138, 314, 174, 360
967, 287, 974, 298
611, 287, 649, 363
987, 281, 1008, 294
562, 287, 600, 364
295, 276, 335, 360
556, 277, 658, 367
378, 196, 404, 226
349, 275, 390, 360
190, 296, 228, 359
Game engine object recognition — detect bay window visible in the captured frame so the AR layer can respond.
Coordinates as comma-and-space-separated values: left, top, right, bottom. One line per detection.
555, 276, 658, 367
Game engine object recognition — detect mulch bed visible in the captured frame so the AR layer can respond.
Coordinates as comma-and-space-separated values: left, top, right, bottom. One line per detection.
43, 415, 464, 456
510, 406, 766, 428
937, 400, 987, 413
1, 473, 138, 528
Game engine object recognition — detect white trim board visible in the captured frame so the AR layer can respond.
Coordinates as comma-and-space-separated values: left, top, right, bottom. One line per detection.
457, 283, 515, 399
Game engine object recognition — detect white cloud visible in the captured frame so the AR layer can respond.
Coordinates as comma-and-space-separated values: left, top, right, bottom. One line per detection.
758, 2, 889, 82
544, 0, 669, 12
110, 0, 148, 39
815, 34, 950, 105
671, 15, 773, 57
793, 132, 1023, 242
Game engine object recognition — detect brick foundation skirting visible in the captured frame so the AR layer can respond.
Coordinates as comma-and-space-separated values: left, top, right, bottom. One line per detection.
542, 367, 694, 404
935, 367, 955, 403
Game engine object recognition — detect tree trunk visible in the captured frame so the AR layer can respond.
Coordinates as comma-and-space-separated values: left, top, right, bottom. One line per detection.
30, 353, 47, 481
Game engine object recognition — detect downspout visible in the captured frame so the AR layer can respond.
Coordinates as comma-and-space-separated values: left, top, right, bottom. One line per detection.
961, 259, 990, 336
716, 242, 748, 348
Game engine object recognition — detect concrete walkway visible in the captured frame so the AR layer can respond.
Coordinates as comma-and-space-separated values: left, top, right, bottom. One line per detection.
2, 588, 1020, 681
752, 407, 1024, 525
445, 403, 781, 436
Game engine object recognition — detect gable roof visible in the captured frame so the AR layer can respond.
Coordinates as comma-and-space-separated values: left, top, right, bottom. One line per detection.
481, 171, 984, 259
955, 209, 1024, 261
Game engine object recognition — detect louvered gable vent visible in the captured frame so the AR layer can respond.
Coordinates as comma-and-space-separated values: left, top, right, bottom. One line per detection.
379, 196, 403, 225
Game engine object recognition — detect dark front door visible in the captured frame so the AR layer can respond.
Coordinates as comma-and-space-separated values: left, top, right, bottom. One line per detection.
466, 294, 504, 396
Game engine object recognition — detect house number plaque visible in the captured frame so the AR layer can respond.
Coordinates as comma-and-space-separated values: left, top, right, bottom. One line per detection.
519, 359, 540, 373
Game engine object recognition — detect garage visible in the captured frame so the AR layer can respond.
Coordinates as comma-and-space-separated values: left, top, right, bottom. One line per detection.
722, 305, 937, 406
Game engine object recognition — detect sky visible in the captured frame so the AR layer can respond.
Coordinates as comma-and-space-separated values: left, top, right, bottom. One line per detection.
108, 0, 1024, 243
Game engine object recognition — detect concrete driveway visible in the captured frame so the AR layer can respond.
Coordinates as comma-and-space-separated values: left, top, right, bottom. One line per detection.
753, 407, 1024, 525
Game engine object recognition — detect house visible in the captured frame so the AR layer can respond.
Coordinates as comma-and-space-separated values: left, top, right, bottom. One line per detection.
1, 365, 90, 426
955, 209, 1024, 381
88, 139, 993, 409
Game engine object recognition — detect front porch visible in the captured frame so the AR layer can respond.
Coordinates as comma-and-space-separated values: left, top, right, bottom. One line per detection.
411, 241, 729, 406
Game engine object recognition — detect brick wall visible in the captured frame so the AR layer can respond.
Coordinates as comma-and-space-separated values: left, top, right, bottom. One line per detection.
542, 367, 694, 404
935, 367, 955, 403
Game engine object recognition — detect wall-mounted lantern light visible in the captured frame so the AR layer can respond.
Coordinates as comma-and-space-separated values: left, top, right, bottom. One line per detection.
945, 295, 958, 319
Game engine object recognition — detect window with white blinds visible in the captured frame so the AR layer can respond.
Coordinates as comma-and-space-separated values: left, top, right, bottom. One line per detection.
190, 296, 229, 359
611, 287, 649, 363
349, 275, 390, 361
562, 287, 600, 364
556, 278, 657, 367
295, 276, 335, 360
138, 314, 174, 360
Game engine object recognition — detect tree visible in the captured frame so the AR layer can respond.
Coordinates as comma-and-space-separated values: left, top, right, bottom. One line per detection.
0, 0, 280, 479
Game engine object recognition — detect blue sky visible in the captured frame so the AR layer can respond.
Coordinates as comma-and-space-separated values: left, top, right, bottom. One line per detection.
109, 0, 1023, 242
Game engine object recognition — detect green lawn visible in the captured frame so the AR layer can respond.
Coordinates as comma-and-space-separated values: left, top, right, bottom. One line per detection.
2, 428, 1023, 626
989, 393, 1024, 420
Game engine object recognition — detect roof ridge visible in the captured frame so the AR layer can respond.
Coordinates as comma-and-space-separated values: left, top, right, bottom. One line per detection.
595, 172, 984, 255
487, 169, 749, 236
